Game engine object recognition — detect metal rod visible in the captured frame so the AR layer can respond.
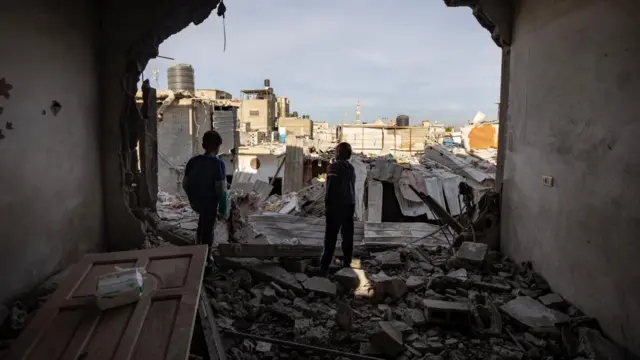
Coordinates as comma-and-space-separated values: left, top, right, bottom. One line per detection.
222, 330, 385, 360
157, 55, 175, 60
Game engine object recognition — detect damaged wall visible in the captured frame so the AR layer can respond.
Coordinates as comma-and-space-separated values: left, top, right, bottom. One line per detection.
100, 0, 222, 251
501, 0, 640, 355
0, 1, 103, 304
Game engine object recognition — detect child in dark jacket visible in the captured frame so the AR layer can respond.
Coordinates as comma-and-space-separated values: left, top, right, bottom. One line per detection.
309, 142, 356, 276
182, 130, 228, 257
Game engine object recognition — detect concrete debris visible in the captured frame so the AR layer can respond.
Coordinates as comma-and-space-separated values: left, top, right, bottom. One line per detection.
302, 276, 337, 296
334, 267, 364, 289
374, 251, 403, 268
456, 241, 488, 264
371, 271, 407, 300
371, 321, 405, 358
335, 301, 353, 331
538, 292, 564, 308
123, 152, 631, 360
501, 296, 570, 329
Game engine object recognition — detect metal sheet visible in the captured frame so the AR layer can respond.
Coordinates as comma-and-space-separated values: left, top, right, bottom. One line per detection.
364, 222, 450, 247
249, 214, 364, 245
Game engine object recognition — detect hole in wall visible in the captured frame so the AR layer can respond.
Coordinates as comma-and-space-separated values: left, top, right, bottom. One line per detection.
0, 77, 13, 99
50, 101, 61, 116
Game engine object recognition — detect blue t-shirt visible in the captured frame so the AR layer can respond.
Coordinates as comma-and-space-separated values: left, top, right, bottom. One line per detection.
184, 154, 226, 214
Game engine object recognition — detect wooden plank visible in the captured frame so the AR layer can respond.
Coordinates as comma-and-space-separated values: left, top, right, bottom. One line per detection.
4, 245, 208, 360
218, 243, 342, 258
283, 136, 304, 193
198, 291, 228, 360
367, 179, 383, 222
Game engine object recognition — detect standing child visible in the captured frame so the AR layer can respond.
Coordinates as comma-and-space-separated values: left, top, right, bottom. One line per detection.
182, 130, 228, 261
308, 142, 356, 277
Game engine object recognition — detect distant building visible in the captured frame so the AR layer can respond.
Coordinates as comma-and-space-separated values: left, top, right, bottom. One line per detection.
276, 97, 290, 119
238, 80, 277, 133
195, 89, 232, 100
278, 116, 313, 138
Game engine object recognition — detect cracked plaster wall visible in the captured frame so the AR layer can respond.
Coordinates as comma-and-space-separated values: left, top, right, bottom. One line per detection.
501, 0, 640, 355
0, 1, 103, 305
0, 0, 221, 304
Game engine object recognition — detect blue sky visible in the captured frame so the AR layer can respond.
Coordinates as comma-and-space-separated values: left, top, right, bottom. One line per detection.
144, 0, 501, 126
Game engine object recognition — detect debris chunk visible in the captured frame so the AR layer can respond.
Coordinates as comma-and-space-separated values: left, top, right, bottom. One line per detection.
334, 267, 365, 289
456, 241, 488, 264
371, 321, 405, 358
405, 276, 425, 290
538, 293, 564, 308
500, 296, 570, 329
374, 251, 403, 268
335, 301, 353, 331
302, 276, 337, 296
371, 271, 407, 300
423, 299, 470, 324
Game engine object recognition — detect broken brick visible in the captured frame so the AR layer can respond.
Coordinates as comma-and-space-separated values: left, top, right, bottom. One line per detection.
334, 267, 366, 289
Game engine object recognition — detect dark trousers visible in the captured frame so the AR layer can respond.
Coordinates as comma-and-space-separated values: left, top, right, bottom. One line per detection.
196, 212, 216, 247
320, 204, 355, 269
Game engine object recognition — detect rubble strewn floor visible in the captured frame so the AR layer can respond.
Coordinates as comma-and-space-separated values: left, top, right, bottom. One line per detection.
204, 244, 622, 360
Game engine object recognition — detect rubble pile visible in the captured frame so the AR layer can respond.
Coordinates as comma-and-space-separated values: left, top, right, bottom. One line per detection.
262, 183, 326, 218
205, 242, 623, 360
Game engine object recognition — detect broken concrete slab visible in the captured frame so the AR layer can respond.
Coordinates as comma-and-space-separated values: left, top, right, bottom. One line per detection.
374, 251, 403, 268
500, 296, 570, 329
282, 259, 311, 273
294, 318, 312, 339
538, 293, 564, 308
423, 299, 470, 324
446, 268, 468, 281
456, 241, 488, 263
371, 271, 407, 300
371, 321, 405, 358
216, 257, 305, 295
405, 276, 425, 290
302, 276, 337, 296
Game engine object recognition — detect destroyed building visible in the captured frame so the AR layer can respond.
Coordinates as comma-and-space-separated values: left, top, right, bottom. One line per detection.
1, 0, 640, 359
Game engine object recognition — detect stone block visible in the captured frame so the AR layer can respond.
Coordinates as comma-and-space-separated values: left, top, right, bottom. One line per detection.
374, 251, 403, 268
334, 267, 366, 289
405, 276, 426, 290
456, 241, 488, 263
538, 293, 564, 308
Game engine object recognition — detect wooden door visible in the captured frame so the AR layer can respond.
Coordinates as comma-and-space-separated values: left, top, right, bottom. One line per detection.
4, 245, 208, 360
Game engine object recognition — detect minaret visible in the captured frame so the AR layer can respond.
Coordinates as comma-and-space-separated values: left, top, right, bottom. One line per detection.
355, 99, 361, 124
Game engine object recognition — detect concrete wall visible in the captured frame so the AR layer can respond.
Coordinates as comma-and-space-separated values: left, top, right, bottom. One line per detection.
158, 104, 194, 194
240, 99, 270, 132
236, 154, 284, 182
502, 0, 640, 354
0, 1, 103, 304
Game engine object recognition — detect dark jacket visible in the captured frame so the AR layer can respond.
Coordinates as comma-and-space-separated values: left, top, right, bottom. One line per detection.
183, 155, 226, 214
325, 160, 356, 206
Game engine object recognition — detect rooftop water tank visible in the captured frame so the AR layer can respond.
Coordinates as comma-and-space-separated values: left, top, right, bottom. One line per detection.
167, 63, 195, 93
396, 114, 410, 126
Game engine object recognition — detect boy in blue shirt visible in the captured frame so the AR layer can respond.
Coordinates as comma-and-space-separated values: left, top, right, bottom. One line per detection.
182, 130, 228, 258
